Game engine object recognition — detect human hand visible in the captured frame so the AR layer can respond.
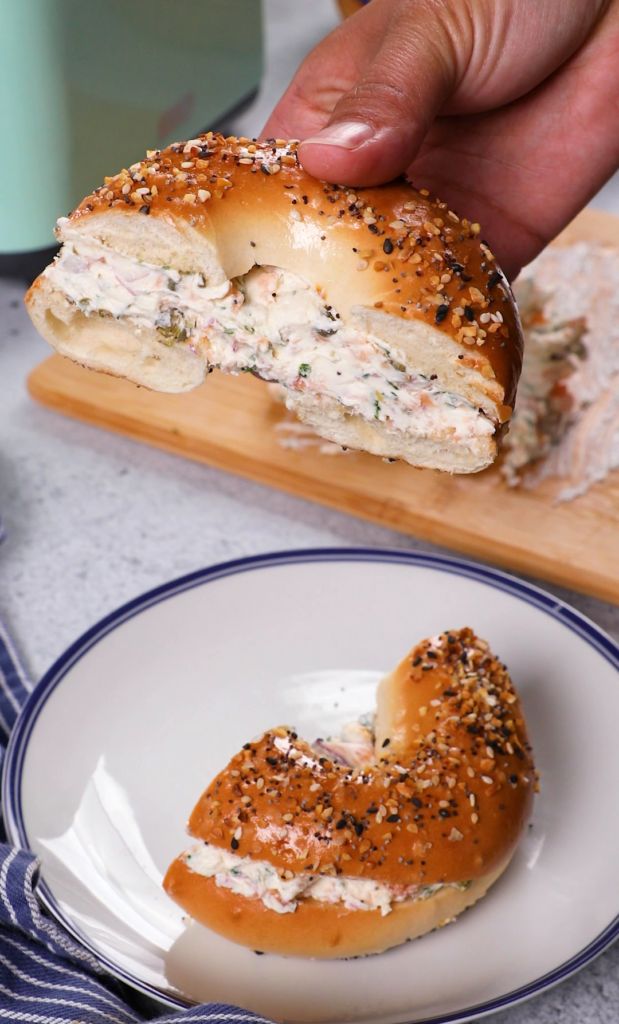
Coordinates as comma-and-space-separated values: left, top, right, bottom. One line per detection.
264, 0, 619, 278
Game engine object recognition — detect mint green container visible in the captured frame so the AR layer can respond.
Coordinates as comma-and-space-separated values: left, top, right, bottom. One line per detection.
0, 0, 263, 254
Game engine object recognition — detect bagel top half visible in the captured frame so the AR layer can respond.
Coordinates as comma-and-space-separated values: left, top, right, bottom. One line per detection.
26, 133, 523, 473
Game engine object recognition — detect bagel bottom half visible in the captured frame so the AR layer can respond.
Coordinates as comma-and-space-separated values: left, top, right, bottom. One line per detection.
163, 853, 511, 959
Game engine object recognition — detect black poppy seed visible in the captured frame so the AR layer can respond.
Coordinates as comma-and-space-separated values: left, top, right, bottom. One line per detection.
381, 738, 391, 748
230, 837, 240, 850
411, 797, 423, 808
367, 805, 378, 814
383, 238, 394, 254
435, 304, 449, 324
368, 223, 379, 234
386, 814, 400, 823
426, 650, 438, 659
412, 656, 422, 667
335, 818, 347, 830
488, 270, 502, 288
139, 205, 150, 215
354, 822, 364, 836
266, 756, 278, 766
438, 808, 450, 819
463, 306, 475, 322
509, 774, 518, 784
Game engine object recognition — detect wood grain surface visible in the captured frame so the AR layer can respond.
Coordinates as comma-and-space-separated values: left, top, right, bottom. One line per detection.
27, 209, 619, 604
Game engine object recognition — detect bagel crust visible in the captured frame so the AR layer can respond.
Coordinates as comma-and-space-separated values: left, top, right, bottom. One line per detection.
164, 629, 536, 957
26, 134, 523, 473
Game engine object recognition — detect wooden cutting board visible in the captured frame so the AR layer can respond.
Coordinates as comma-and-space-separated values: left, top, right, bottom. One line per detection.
28, 208, 619, 604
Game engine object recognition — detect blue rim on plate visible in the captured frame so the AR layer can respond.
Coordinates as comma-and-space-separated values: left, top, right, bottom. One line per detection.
2, 547, 619, 1023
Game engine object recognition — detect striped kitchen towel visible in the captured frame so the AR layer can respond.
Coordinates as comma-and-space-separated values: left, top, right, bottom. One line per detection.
0, 615, 271, 1024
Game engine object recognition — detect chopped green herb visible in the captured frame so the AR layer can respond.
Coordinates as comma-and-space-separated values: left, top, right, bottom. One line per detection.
374, 395, 382, 419
298, 363, 311, 378
223, 328, 235, 335
244, 324, 256, 334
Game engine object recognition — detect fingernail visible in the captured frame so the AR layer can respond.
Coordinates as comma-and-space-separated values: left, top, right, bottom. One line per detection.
300, 121, 374, 150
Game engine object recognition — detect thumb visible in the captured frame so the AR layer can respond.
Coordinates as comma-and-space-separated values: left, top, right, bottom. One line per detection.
298, 0, 463, 185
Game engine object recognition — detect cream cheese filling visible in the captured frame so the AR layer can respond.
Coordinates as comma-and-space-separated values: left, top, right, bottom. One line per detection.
182, 841, 470, 916
46, 239, 494, 441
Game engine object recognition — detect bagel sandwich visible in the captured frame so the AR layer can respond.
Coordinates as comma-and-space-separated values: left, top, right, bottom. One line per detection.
164, 628, 536, 958
26, 135, 523, 473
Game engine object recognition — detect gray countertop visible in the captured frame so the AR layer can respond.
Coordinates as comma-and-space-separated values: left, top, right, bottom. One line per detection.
1, 1, 618, 1021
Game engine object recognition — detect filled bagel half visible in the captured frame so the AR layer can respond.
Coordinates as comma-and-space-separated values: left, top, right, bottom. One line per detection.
164, 628, 535, 958
26, 134, 522, 473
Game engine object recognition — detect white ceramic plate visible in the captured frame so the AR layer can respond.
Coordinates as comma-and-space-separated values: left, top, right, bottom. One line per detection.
3, 549, 619, 1024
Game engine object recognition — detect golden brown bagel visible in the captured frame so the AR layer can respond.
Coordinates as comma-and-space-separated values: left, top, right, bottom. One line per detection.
26, 134, 522, 473
164, 628, 535, 957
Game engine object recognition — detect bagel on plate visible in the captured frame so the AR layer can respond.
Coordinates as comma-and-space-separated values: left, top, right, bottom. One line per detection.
26, 134, 522, 474
164, 627, 535, 958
